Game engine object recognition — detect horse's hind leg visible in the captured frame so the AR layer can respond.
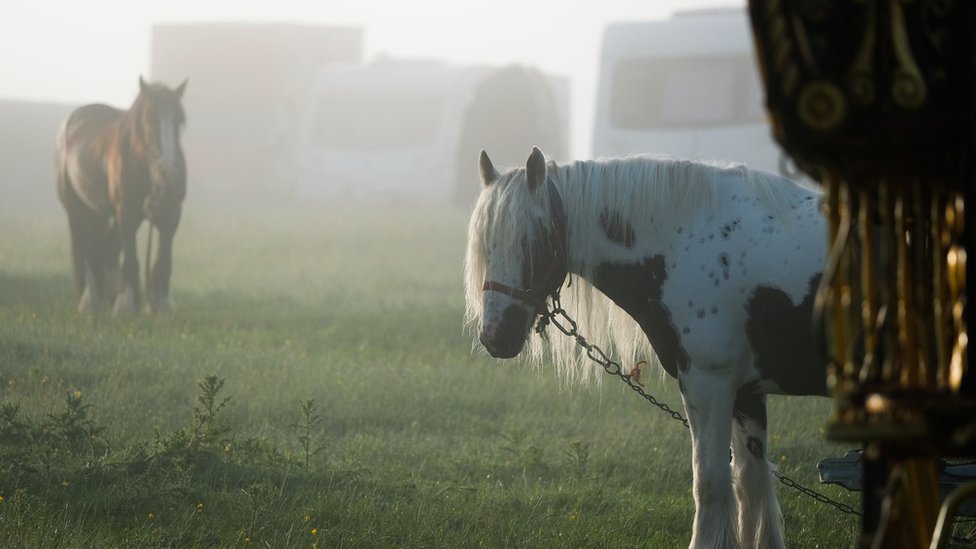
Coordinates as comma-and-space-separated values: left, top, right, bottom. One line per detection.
58, 172, 107, 312
680, 368, 740, 549
71, 211, 115, 313
731, 387, 785, 549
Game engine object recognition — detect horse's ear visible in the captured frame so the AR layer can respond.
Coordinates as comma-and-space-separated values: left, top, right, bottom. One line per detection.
525, 146, 546, 193
175, 78, 188, 99
479, 149, 497, 186
139, 75, 149, 95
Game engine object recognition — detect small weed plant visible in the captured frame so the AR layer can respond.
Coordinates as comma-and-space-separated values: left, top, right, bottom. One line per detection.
0, 375, 322, 546
290, 399, 323, 468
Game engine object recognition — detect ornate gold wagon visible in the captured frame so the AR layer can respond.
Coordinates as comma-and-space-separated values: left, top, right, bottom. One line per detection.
748, 1, 975, 546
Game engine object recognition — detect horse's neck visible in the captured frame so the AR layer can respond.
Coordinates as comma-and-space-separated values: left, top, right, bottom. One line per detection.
116, 108, 147, 157
558, 168, 675, 279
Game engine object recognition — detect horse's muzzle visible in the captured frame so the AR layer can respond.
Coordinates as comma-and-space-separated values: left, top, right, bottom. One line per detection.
479, 304, 532, 358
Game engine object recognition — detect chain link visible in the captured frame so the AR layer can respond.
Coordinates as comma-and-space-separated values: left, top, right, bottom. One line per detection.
538, 296, 689, 427
773, 471, 861, 516
536, 292, 861, 517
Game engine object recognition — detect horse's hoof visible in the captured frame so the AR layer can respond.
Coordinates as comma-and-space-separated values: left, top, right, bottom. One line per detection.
112, 287, 137, 317
78, 296, 93, 314
78, 291, 105, 315
77, 278, 101, 314
150, 296, 175, 315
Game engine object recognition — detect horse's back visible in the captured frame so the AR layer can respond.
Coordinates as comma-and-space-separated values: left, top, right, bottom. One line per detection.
58, 104, 124, 217
658, 166, 826, 393
63, 104, 123, 143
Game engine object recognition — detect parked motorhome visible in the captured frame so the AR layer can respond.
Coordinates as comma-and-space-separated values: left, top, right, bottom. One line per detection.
150, 23, 363, 199
297, 60, 569, 207
593, 9, 792, 176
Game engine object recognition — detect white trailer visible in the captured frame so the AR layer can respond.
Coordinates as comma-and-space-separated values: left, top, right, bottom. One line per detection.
593, 8, 794, 177
296, 60, 569, 207
151, 23, 364, 199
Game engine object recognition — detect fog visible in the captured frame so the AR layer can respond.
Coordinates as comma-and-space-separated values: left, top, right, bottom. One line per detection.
0, 0, 758, 212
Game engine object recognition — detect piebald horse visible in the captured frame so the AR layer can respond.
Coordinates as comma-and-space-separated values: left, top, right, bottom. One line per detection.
56, 76, 187, 315
464, 147, 826, 548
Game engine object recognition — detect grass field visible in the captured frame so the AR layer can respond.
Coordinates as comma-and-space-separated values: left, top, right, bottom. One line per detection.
0, 202, 860, 548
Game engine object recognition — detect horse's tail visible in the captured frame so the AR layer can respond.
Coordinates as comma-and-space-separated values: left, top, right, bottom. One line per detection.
55, 112, 94, 299
144, 214, 154, 311
55, 117, 71, 203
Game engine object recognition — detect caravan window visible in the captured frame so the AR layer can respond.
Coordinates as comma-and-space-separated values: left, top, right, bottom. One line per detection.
610, 55, 763, 129
311, 92, 445, 149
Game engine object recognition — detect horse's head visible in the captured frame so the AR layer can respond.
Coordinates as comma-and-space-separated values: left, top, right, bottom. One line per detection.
134, 76, 187, 215
464, 147, 567, 359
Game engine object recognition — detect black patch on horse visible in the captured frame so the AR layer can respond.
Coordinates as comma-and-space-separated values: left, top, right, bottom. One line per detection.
593, 256, 689, 377
746, 437, 765, 459
746, 274, 827, 395
733, 380, 767, 430
599, 210, 636, 248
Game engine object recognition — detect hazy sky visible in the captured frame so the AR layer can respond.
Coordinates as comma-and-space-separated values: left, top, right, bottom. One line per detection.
1, 0, 744, 156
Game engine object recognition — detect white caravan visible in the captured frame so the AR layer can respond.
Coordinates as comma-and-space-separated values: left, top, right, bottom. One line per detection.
297, 60, 569, 206
593, 8, 795, 177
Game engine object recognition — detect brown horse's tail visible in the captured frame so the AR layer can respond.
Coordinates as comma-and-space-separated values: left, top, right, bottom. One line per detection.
55, 117, 87, 296
55, 119, 69, 200
145, 219, 154, 312
55, 116, 80, 210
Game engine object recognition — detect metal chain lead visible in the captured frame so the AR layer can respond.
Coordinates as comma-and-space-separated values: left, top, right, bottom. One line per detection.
538, 295, 689, 427
536, 292, 862, 518
775, 473, 861, 516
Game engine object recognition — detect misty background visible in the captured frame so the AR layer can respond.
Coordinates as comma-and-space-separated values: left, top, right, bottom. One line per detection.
0, 0, 774, 213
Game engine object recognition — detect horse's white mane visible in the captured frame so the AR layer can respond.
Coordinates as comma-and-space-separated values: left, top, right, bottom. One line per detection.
464, 155, 804, 385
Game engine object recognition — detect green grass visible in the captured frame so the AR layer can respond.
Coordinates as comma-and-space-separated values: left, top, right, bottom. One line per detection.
0, 204, 859, 548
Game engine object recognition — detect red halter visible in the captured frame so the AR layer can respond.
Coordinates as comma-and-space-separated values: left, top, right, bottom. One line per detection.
482, 178, 568, 314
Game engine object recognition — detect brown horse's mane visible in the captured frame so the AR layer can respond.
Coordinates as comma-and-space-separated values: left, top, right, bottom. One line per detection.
118, 83, 187, 158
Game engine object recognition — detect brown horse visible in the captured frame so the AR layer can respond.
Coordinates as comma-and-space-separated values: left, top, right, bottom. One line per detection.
56, 76, 187, 315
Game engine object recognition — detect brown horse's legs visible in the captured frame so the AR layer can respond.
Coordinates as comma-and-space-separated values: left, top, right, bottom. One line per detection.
58, 174, 115, 312
57, 171, 89, 296
113, 215, 143, 316
69, 216, 104, 313
74, 214, 118, 313
94, 219, 121, 306
148, 204, 182, 314
67, 215, 92, 297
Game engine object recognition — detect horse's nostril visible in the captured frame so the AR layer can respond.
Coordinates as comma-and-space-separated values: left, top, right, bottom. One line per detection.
479, 304, 531, 359
479, 330, 493, 350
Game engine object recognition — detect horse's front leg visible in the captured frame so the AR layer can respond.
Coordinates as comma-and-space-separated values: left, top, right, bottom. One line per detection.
114, 214, 143, 316
680, 367, 740, 549
731, 387, 785, 549
147, 204, 182, 314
